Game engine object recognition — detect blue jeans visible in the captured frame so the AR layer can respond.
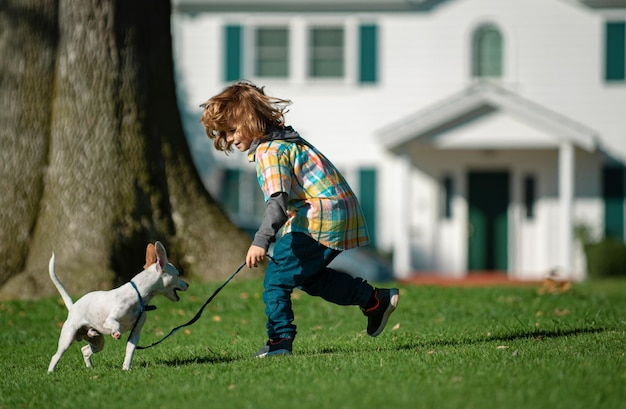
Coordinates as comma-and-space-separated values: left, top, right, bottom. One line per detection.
263, 232, 374, 340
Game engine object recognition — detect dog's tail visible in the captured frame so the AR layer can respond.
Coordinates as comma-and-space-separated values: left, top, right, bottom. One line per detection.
49, 252, 73, 309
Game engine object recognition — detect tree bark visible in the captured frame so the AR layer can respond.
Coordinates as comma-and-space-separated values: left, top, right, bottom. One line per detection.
0, 0, 58, 288
0, 0, 253, 300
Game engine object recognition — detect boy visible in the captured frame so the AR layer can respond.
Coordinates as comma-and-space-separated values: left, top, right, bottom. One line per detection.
200, 81, 399, 356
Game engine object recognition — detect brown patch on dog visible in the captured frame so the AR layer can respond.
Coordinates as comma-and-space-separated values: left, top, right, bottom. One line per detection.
144, 243, 157, 269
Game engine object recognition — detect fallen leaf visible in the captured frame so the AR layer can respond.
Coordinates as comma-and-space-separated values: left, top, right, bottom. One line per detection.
392, 323, 400, 331
496, 345, 509, 349
554, 308, 571, 316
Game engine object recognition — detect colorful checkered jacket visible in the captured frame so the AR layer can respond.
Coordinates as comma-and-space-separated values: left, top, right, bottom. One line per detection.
248, 127, 369, 250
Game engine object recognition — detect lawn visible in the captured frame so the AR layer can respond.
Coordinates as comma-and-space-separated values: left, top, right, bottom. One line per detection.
0, 276, 624, 409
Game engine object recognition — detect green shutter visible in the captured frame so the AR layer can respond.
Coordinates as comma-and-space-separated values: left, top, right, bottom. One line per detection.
359, 24, 377, 83
224, 25, 242, 82
603, 166, 625, 240
359, 168, 377, 247
606, 22, 625, 81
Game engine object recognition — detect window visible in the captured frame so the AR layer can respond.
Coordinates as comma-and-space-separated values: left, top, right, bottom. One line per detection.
309, 27, 344, 78
472, 24, 503, 78
605, 21, 625, 81
223, 21, 377, 84
255, 27, 289, 78
441, 175, 453, 219
220, 169, 241, 212
220, 169, 266, 232
523, 175, 536, 220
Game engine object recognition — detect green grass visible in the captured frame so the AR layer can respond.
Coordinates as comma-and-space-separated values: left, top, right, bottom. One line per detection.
1, 277, 625, 409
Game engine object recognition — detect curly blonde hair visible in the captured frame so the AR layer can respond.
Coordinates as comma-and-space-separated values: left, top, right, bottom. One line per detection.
199, 81, 291, 152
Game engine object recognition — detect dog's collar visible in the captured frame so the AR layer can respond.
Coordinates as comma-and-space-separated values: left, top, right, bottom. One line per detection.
129, 281, 157, 312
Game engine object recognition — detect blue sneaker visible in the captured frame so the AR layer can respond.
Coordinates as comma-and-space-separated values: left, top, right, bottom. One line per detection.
362, 288, 399, 337
255, 337, 293, 357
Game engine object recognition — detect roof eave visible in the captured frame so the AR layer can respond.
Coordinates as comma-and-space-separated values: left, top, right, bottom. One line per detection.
173, 0, 449, 13
378, 82, 599, 153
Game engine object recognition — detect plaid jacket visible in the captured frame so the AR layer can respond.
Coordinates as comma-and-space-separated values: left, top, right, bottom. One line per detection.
248, 136, 369, 250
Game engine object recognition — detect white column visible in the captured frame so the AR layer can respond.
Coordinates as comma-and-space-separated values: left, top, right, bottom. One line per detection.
558, 142, 575, 279
393, 154, 412, 279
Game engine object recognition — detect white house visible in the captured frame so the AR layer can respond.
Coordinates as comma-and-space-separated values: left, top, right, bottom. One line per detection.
171, 0, 626, 281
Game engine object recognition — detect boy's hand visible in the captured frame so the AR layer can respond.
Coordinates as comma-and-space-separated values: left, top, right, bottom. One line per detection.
246, 245, 267, 268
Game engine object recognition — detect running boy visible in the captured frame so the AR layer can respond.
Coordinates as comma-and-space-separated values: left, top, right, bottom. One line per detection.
200, 81, 399, 356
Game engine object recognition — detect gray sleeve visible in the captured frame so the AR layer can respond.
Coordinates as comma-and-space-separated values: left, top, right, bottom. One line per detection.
252, 192, 289, 251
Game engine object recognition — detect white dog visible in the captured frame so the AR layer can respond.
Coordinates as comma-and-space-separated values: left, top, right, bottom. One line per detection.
47, 241, 189, 372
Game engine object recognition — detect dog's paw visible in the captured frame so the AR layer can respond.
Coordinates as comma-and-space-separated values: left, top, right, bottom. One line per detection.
111, 331, 121, 339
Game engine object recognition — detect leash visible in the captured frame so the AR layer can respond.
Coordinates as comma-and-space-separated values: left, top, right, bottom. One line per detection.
132, 256, 275, 350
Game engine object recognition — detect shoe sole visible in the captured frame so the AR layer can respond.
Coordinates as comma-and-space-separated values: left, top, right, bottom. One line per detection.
369, 288, 399, 337
256, 349, 292, 358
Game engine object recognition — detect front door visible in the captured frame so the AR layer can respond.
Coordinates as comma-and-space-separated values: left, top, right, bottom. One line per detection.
468, 171, 509, 271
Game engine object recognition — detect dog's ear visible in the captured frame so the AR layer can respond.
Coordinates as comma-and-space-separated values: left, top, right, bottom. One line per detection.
154, 241, 168, 271
144, 243, 157, 269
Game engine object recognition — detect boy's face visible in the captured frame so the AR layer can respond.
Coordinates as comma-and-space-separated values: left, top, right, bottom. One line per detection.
225, 128, 253, 152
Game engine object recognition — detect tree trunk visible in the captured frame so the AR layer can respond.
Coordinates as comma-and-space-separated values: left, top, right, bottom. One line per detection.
0, 0, 253, 300
0, 0, 58, 288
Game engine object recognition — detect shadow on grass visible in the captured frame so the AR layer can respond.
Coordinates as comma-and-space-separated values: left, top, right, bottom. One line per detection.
311, 326, 609, 355
394, 326, 609, 352
151, 327, 609, 366
151, 347, 237, 367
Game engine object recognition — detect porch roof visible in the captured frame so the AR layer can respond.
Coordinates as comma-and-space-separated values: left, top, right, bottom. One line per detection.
378, 81, 599, 154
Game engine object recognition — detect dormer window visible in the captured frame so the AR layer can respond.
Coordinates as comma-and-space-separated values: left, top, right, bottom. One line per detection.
472, 24, 503, 78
